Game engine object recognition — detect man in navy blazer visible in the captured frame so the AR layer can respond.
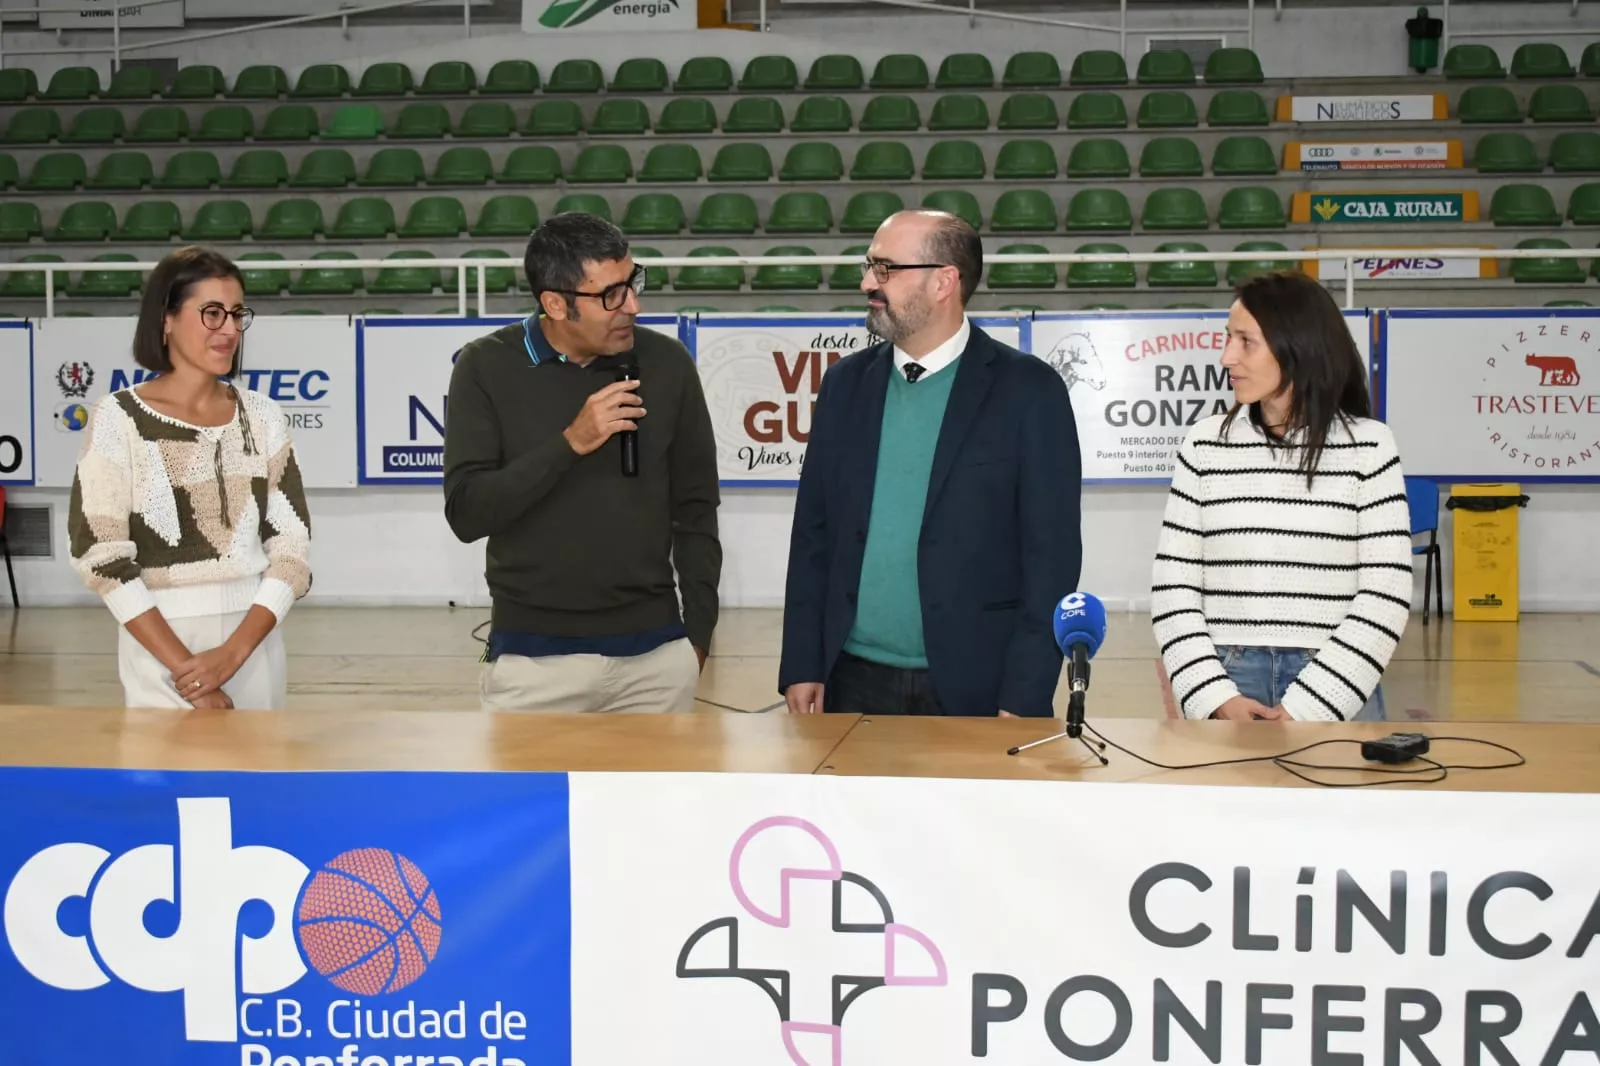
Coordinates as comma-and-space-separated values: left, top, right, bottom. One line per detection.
779, 211, 1083, 718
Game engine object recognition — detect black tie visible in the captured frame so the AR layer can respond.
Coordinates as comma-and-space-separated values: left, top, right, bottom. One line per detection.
904, 363, 926, 384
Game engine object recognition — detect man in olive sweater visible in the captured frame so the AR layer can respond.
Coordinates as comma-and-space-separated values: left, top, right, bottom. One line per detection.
443, 213, 721, 713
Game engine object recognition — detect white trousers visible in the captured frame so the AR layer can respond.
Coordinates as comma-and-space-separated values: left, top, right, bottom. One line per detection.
478, 637, 700, 714
118, 609, 288, 710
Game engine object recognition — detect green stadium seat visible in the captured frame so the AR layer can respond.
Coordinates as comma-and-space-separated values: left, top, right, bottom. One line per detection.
359, 147, 425, 186
1164, 302, 1213, 310
936, 53, 995, 89
132, 106, 192, 143
740, 55, 799, 91
692, 193, 759, 234
6, 109, 60, 144
1, 254, 63, 297
851, 142, 915, 181
676, 247, 745, 292
1457, 85, 1520, 123
1581, 42, 1600, 77
841, 191, 904, 233
554, 193, 611, 220
572, 145, 633, 183
393, 102, 450, 138
994, 139, 1058, 179
591, 99, 649, 135
260, 198, 325, 239
420, 61, 475, 95
526, 100, 583, 136
1138, 50, 1196, 85
259, 104, 319, 141
1489, 183, 1560, 225
1070, 50, 1129, 86
0, 202, 42, 242
1205, 47, 1264, 84
1530, 84, 1593, 122
88, 151, 153, 190
52, 201, 116, 241
66, 107, 127, 144
632, 247, 668, 290
1207, 89, 1270, 126
621, 193, 686, 235
73, 253, 141, 297
806, 55, 863, 90
1142, 188, 1210, 230
222, 149, 286, 188
1081, 303, 1129, 310
399, 196, 467, 238
1003, 51, 1062, 88
1569, 184, 1600, 225
291, 252, 363, 295
1227, 241, 1293, 285
757, 305, 802, 312
709, 143, 772, 182
1546, 299, 1593, 306
23, 153, 87, 191
463, 249, 515, 294
999, 93, 1059, 130
1212, 135, 1277, 175
639, 144, 702, 182
500, 145, 562, 184
610, 57, 669, 93
115, 200, 182, 241
929, 94, 989, 131
870, 54, 929, 90
675, 57, 733, 92
184, 199, 252, 240
1067, 92, 1128, 129
485, 59, 539, 94
1551, 132, 1600, 172
1068, 138, 1130, 178
1147, 241, 1217, 286
723, 97, 784, 133
1139, 136, 1203, 177
828, 244, 871, 289
459, 100, 516, 137
472, 195, 539, 236
860, 96, 920, 131
154, 150, 220, 189
991, 189, 1057, 232
355, 62, 413, 97
1067, 243, 1136, 288
1511, 43, 1575, 79
780, 142, 844, 182
229, 65, 287, 99
659, 98, 717, 134
325, 104, 385, 140
753, 245, 823, 290
0, 69, 38, 102
0, 155, 15, 188
372, 251, 440, 294
431, 146, 492, 185
1475, 132, 1541, 173
989, 244, 1055, 288
1067, 188, 1133, 230
290, 148, 356, 188
791, 96, 852, 133
44, 67, 100, 101
1509, 238, 1583, 283
193, 105, 253, 142
237, 253, 289, 295
1138, 91, 1199, 127
921, 189, 981, 228
1218, 187, 1285, 228
291, 64, 350, 98
1443, 44, 1505, 79
924, 140, 985, 179
167, 65, 225, 100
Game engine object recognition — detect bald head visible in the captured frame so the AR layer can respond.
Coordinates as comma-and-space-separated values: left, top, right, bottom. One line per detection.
862, 210, 983, 355
874, 210, 984, 305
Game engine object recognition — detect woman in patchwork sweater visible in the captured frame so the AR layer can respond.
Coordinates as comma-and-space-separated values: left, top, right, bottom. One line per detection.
69, 246, 312, 709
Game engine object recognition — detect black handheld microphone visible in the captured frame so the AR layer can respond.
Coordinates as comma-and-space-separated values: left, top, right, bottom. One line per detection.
617, 361, 639, 478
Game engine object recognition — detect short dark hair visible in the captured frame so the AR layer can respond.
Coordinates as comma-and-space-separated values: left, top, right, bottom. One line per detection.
132, 245, 245, 374
524, 212, 631, 313
921, 212, 983, 304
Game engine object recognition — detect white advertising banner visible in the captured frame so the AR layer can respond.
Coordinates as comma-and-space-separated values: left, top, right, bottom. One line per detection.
32, 0, 184, 29
521, 0, 694, 32
0, 323, 32, 485
1044, 312, 1371, 482
1283, 94, 1446, 122
1290, 140, 1458, 171
30, 317, 357, 488
570, 772, 1600, 1066
1384, 310, 1600, 479
1311, 253, 1488, 281
695, 315, 1022, 486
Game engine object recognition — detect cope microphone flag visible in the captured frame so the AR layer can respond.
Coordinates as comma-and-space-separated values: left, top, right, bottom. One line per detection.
1008, 592, 1111, 761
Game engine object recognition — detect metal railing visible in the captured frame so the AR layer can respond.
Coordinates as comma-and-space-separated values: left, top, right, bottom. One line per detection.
0, 246, 1591, 318
1440, 0, 1595, 56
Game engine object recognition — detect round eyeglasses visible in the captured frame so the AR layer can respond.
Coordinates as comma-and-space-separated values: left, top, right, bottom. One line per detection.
198, 302, 255, 332
542, 264, 648, 312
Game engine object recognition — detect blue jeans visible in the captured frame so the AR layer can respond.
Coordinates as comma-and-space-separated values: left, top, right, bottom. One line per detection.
1217, 646, 1387, 722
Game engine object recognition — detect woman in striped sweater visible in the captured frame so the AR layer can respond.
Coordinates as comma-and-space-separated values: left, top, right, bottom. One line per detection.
1151, 272, 1412, 722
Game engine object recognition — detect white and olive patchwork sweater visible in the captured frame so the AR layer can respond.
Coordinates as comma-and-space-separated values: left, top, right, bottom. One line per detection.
68, 387, 312, 625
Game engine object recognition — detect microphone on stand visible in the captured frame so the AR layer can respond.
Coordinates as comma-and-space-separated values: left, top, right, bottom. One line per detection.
1007, 592, 1110, 763
617, 360, 639, 478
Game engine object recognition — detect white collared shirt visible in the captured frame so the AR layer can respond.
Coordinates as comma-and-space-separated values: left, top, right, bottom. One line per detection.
894, 315, 970, 381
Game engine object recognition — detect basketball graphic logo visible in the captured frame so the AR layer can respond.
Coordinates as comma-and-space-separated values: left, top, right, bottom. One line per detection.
294, 848, 443, 995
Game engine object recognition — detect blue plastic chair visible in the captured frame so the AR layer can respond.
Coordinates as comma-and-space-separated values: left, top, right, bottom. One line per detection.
1404, 476, 1441, 624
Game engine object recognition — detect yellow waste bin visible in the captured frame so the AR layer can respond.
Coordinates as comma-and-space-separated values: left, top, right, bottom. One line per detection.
1447, 483, 1527, 622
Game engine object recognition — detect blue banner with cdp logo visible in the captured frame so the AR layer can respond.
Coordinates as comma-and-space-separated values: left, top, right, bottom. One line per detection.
0, 769, 571, 1066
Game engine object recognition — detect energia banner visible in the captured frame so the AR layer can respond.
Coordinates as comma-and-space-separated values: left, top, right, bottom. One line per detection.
2, 768, 1598, 1066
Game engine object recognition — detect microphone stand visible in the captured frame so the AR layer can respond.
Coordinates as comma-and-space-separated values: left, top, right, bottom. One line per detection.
1006, 646, 1110, 764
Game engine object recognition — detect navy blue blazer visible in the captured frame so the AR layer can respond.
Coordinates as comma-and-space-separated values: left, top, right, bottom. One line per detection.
778, 324, 1083, 717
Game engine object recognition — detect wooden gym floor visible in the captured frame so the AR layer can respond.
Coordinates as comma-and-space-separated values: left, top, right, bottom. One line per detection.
2, 607, 1598, 722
